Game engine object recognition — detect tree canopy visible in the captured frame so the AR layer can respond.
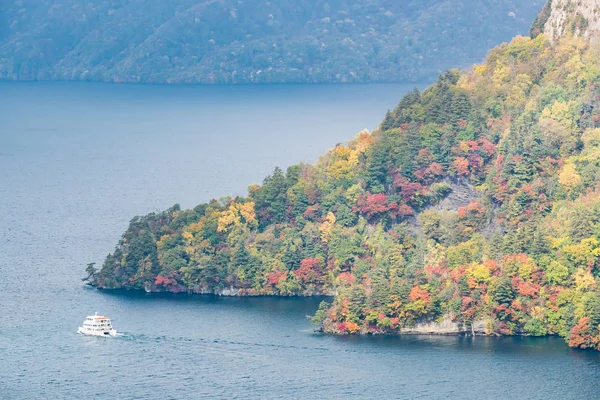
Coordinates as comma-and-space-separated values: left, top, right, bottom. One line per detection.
92, 32, 600, 351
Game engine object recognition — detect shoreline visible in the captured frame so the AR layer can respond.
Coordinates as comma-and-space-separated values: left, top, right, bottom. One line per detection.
90, 284, 561, 342
89, 283, 336, 298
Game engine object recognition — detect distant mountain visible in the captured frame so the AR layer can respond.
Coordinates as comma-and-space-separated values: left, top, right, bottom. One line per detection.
0, 0, 542, 84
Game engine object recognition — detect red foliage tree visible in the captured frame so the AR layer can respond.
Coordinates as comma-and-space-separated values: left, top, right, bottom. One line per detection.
409, 286, 430, 305
479, 138, 497, 157
468, 154, 484, 172
569, 317, 594, 349
294, 258, 323, 284
397, 204, 415, 217
427, 162, 445, 177
484, 259, 499, 275
337, 322, 348, 333
457, 201, 486, 219
425, 264, 448, 278
517, 280, 540, 297
399, 181, 424, 202
155, 275, 178, 287
413, 168, 427, 181
358, 193, 390, 219
452, 157, 470, 176
267, 270, 287, 287
465, 140, 480, 152
337, 272, 356, 286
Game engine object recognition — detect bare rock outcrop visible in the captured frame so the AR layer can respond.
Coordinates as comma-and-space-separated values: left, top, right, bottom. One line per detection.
431, 179, 480, 213
540, 0, 600, 42
400, 317, 487, 336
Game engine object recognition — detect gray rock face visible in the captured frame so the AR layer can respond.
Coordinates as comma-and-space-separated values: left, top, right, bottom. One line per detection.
543, 0, 600, 41
401, 317, 487, 336
431, 179, 480, 213
321, 315, 490, 336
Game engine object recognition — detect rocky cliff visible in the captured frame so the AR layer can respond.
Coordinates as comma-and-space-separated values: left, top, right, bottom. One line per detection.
537, 0, 600, 41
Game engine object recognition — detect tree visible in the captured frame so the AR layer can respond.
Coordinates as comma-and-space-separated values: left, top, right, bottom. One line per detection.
348, 285, 367, 321
452, 157, 470, 176
253, 167, 288, 228
358, 193, 389, 220
294, 258, 323, 285
492, 277, 515, 307
558, 163, 581, 192
545, 260, 569, 286
569, 317, 594, 349
310, 301, 331, 327
82, 263, 97, 283
381, 110, 394, 131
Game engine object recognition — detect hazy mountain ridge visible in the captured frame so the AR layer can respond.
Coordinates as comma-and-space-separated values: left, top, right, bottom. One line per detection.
1, 0, 541, 83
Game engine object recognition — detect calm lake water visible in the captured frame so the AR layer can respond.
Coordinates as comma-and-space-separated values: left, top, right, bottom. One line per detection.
1, 82, 600, 399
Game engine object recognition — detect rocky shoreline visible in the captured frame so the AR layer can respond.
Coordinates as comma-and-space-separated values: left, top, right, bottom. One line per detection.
320, 316, 493, 336
90, 282, 336, 298
92, 283, 550, 340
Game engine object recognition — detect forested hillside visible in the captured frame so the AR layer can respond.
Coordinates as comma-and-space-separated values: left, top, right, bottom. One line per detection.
0, 0, 540, 83
89, 0, 600, 351
90, 29, 600, 350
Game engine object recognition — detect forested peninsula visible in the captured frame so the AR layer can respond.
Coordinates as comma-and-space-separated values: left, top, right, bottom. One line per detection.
89, 0, 600, 351
1, 0, 538, 84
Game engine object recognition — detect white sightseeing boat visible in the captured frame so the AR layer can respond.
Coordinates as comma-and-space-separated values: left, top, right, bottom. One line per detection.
78, 312, 118, 337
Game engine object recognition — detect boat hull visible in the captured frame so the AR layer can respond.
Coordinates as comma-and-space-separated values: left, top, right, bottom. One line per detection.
78, 327, 117, 337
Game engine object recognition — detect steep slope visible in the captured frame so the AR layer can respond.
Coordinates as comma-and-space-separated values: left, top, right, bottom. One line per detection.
537, 0, 600, 41
0, 0, 540, 84
89, 0, 600, 351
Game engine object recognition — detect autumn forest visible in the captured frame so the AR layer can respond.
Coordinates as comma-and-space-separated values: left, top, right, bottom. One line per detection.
89, 11, 600, 351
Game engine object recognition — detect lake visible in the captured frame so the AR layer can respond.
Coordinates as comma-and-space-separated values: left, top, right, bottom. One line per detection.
1, 82, 600, 399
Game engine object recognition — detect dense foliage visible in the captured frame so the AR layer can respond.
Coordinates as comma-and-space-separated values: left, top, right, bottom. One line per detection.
90, 32, 600, 350
0, 0, 540, 84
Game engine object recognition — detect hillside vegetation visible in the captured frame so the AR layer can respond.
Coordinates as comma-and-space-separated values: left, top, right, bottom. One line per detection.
0, 0, 540, 83
88, 26, 600, 350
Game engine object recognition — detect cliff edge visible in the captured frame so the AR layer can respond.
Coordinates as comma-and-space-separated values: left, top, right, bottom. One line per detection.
533, 0, 600, 41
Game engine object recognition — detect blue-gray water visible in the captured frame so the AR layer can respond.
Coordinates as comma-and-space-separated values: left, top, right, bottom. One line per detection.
1, 82, 600, 399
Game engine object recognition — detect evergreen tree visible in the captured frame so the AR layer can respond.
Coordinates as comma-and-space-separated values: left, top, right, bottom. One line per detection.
368, 269, 390, 309
253, 167, 288, 228
348, 285, 367, 321
381, 110, 394, 131
493, 277, 515, 307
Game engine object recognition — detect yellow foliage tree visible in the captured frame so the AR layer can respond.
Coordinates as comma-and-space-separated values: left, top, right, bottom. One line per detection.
545, 260, 569, 286
467, 263, 491, 284
319, 212, 336, 243
574, 268, 596, 291
558, 163, 581, 191
218, 201, 257, 233
541, 101, 578, 138
582, 128, 600, 149
563, 237, 600, 269
473, 64, 488, 76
